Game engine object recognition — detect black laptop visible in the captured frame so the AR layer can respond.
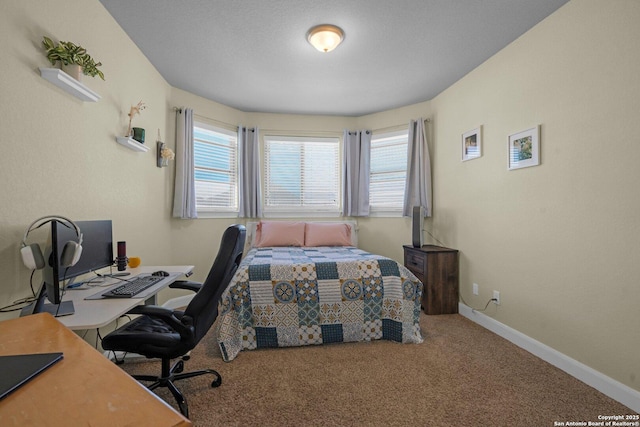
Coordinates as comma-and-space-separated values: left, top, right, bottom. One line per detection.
0, 352, 63, 400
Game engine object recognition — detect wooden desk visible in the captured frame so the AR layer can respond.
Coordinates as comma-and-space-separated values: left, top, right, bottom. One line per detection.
0, 313, 191, 427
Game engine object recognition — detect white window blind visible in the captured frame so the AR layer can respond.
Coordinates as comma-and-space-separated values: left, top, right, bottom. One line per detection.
369, 130, 408, 214
263, 136, 340, 215
193, 122, 238, 214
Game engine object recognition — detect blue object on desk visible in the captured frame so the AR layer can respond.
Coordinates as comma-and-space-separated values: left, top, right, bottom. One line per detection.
66, 282, 85, 289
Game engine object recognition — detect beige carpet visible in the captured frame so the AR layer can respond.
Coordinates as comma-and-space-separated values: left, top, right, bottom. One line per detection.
120, 313, 634, 426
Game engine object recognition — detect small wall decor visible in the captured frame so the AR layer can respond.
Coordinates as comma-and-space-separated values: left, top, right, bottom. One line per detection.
157, 129, 175, 167
132, 127, 145, 143
508, 126, 540, 170
462, 127, 482, 161
126, 100, 146, 137
42, 36, 105, 81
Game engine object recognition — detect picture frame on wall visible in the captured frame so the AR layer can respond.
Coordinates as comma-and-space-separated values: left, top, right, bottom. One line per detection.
508, 126, 540, 170
462, 127, 482, 161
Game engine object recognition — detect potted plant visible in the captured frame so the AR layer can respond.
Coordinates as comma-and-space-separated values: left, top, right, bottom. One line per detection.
42, 36, 105, 81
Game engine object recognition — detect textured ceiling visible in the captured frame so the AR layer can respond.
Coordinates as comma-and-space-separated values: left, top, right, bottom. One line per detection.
99, 0, 569, 116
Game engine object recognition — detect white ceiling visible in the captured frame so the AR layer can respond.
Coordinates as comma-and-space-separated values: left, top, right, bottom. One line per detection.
99, 0, 569, 117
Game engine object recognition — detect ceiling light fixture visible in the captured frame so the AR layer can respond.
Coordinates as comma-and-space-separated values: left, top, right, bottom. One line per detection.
307, 24, 344, 53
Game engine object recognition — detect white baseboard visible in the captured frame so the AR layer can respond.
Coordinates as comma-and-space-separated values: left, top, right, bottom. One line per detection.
458, 303, 640, 413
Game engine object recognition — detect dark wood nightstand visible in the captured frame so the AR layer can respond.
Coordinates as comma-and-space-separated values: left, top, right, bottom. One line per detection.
403, 245, 459, 315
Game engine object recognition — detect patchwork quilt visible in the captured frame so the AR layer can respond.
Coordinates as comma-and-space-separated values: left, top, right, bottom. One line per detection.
216, 246, 424, 361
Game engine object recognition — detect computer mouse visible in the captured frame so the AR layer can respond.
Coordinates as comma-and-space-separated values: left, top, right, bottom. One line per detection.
152, 270, 170, 277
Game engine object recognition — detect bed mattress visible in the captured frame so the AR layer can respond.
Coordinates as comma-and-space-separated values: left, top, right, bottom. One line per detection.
216, 246, 424, 361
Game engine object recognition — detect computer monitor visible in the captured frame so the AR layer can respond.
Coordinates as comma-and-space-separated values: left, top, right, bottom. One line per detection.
24, 220, 113, 317
56, 220, 113, 282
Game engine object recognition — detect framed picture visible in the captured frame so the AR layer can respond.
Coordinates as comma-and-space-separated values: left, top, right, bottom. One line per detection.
508, 126, 540, 170
462, 127, 482, 161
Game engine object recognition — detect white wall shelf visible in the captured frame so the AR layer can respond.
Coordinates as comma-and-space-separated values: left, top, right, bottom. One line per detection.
116, 136, 150, 152
39, 68, 101, 102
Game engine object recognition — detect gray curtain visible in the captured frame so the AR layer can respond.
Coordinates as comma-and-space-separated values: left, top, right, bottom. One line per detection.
403, 118, 432, 217
238, 126, 262, 218
342, 130, 371, 216
172, 108, 198, 219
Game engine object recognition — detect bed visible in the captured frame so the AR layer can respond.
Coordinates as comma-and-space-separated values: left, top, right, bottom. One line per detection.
215, 221, 424, 361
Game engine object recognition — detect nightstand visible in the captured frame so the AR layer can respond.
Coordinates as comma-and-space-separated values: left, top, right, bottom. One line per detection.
403, 245, 459, 315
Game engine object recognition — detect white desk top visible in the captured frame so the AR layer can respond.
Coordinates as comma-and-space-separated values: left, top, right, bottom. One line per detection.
55, 265, 194, 330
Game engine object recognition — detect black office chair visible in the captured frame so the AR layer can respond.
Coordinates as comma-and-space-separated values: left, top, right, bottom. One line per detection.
102, 224, 246, 418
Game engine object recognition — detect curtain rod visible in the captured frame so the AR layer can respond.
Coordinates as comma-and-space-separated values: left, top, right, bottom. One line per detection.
172, 107, 430, 134
173, 107, 240, 131
371, 118, 431, 134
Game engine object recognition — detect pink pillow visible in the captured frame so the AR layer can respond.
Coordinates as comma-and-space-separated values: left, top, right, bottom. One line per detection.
254, 221, 306, 247
304, 223, 352, 247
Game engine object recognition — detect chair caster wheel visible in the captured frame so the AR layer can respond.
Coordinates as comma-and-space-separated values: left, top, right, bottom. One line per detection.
174, 360, 184, 374
211, 376, 222, 388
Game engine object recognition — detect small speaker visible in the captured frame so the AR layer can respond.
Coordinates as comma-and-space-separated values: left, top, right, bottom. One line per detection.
412, 206, 424, 248
116, 241, 127, 271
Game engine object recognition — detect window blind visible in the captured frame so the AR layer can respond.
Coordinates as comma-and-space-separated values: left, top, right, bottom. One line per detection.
193, 123, 238, 212
263, 136, 340, 214
370, 130, 408, 211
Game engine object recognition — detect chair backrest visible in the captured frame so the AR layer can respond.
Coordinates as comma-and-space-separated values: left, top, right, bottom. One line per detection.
183, 224, 246, 344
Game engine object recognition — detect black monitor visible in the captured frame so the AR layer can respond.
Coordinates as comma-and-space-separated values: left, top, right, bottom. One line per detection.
23, 219, 113, 317
56, 220, 113, 282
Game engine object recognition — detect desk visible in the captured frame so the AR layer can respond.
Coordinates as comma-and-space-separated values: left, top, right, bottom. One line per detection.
54, 265, 193, 330
0, 313, 191, 427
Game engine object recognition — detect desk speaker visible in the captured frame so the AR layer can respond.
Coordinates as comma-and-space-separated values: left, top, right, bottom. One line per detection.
116, 241, 127, 271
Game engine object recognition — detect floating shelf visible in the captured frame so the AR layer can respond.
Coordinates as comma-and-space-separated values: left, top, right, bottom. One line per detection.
116, 136, 150, 152
39, 68, 101, 102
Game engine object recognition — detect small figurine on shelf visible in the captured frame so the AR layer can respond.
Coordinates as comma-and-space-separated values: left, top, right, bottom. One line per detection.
126, 100, 146, 138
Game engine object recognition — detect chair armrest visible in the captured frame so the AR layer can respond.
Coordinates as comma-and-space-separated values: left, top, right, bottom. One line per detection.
126, 305, 193, 335
169, 280, 202, 293
127, 304, 174, 317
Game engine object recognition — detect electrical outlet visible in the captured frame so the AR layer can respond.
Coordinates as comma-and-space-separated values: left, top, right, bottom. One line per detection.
473, 283, 479, 295
493, 290, 500, 305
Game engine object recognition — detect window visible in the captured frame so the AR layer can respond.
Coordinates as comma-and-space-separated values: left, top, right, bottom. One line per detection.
263, 136, 340, 216
369, 130, 408, 215
193, 122, 238, 215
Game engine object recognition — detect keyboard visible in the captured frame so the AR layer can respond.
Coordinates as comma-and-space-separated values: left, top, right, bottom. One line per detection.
102, 275, 165, 298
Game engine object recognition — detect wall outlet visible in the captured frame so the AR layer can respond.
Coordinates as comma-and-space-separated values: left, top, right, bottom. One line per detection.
473, 283, 479, 295
493, 290, 500, 305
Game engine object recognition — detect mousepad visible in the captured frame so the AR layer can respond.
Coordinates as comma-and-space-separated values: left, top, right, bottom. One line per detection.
84, 273, 181, 300
0, 352, 63, 400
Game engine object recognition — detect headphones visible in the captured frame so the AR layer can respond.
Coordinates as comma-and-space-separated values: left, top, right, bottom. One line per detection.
20, 215, 83, 271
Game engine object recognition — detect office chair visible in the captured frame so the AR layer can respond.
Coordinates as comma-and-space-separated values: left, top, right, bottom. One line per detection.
102, 224, 246, 418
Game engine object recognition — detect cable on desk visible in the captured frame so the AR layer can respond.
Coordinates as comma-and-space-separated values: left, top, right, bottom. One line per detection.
0, 271, 37, 312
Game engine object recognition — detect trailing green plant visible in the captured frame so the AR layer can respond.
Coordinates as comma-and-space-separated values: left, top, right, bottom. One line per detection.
42, 36, 105, 80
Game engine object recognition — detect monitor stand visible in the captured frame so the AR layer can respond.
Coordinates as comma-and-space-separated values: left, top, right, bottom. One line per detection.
19, 284, 75, 317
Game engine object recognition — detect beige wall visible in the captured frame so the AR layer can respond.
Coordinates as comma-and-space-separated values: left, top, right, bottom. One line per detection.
0, 0, 174, 312
1, 0, 638, 395
429, 0, 640, 391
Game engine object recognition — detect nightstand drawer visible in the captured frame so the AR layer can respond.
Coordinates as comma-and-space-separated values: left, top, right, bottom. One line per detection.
404, 251, 425, 274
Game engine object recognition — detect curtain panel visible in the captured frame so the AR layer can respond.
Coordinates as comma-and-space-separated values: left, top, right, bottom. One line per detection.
403, 118, 432, 217
172, 108, 198, 219
238, 126, 262, 218
342, 130, 371, 217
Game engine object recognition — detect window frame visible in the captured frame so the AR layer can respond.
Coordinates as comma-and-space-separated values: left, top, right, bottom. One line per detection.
192, 121, 239, 218
369, 129, 409, 217
262, 135, 342, 218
